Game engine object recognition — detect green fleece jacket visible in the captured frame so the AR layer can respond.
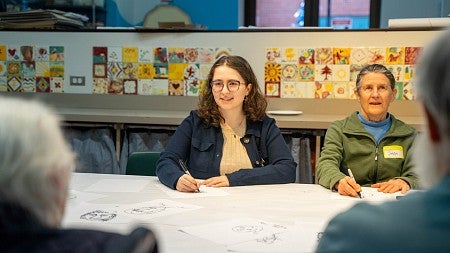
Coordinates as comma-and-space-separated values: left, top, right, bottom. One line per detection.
317, 112, 419, 190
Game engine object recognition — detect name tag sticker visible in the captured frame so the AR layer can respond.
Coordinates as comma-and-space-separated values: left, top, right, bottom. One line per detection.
383, 145, 404, 159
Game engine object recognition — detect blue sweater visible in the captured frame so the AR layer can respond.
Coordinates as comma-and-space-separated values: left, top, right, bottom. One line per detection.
156, 110, 297, 189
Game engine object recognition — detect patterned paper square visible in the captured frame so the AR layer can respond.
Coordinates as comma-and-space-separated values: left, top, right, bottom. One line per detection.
403, 65, 415, 81
315, 48, 333, 65
138, 78, 154, 95
281, 64, 297, 82
7, 61, 21, 76
7, 76, 22, 91
0, 62, 6, 75
7, 45, 21, 61
50, 77, 64, 93
297, 48, 315, 64
169, 79, 184, 96
20, 46, 34, 61
265, 82, 280, 97
168, 47, 185, 63
331, 65, 350, 82
314, 81, 333, 99
368, 47, 385, 64
108, 62, 123, 79
395, 82, 403, 100
315, 65, 333, 81
150, 79, 169, 95
184, 64, 200, 80
386, 47, 405, 65
387, 65, 405, 82
154, 63, 168, 79
123, 79, 138, 94
265, 48, 282, 63
36, 77, 50, 92
298, 64, 315, 81
108, 47, 122, 62
122, 46, 138, 63
333, 48, 350, 64
197, 48, 215, 63
122, 62, 138, 79
93, 63, 107, 78
138, 63, 155, 79
35, 61, 50, 77
185, 78, 200, 96
108, 79, 124, 94
264, 63, 281, 83
34, 46, 49, 61
138, 47, 153, 62
21, 61, 36, 77
349, 64, 364, 82
350, 47, 370, 65
0, 76, 7, 91
281, 81, 304, 98
0, 45, 6, 61
199, 64, 212, 79
154, 47, 168, 64
49, 46, 64, 62
50, 61, 64, 77
402, 81, 415, 100
184, 48, 199, 63
92, 78, 109, 94
282, 47, 298, 62
405, 47, 422, 65
333, 82, 349, 99
93, 47, 108, 63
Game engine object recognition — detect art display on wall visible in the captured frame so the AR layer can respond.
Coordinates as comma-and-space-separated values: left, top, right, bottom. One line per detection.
0, 43, 421, 100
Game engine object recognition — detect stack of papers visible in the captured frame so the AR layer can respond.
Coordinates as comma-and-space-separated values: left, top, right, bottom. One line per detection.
0, 9, 87, 29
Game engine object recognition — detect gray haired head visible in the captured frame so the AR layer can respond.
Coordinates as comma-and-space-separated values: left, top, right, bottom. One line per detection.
355, 64, 396, 93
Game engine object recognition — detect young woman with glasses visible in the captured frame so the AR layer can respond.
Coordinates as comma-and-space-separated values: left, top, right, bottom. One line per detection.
156, 55, 296, 192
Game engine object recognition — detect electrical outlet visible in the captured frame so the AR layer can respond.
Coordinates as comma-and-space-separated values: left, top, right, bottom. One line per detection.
70, 76, 86, 86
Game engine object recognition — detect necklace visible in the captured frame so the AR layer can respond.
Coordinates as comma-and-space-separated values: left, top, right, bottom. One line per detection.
232, 117, 246, 138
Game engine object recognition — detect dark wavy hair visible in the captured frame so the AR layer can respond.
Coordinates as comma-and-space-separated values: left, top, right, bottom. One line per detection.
197, 55, 267, 127
355, 64, 396, 93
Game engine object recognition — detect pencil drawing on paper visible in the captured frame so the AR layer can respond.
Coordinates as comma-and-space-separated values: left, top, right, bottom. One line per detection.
124, 202, 187, 215
80, 210, 117, 222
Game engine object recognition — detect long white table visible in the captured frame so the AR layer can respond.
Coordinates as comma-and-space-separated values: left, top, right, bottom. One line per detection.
64, 173, 405, 253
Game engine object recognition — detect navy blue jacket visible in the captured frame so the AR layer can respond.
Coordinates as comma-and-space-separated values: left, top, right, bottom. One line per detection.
156, 110, 297, 189
0, 202, 158, 253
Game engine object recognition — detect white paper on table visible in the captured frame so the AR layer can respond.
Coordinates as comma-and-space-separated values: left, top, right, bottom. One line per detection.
295, 217, 332, 253
156, 183, 229, 198
227, 225, 307, 253
67, 190, 107, 203
118, 199, 203, 220
63, 202, 134, 224
83, 179, 149, 193
331, 186, 401, 201
179, 218, 288, 245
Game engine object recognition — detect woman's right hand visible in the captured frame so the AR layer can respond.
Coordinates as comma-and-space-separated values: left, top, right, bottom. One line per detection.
176, 174, 200, 192
335, 176, 361, 197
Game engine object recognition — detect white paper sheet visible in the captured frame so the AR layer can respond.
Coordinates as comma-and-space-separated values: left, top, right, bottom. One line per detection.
331, 186, 401, 201
67, 190, 107, 203
84, 179, 149, 192
157, 183, 229, 198
179, 218, 288, 245
118, 199, 203, 220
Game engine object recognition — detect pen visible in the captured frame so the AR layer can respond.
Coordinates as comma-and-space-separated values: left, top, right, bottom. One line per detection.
178, 159, 200, 192
347, 169, 362, 198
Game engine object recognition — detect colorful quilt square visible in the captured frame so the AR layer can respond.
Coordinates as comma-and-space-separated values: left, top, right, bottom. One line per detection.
7, 45, 20, 61
93, 46, 108, 63
297, 48, 315, 64
36, 61, 50, 77
36, 77, 50, 92
123, 79, 138, 94
50, 62, 64, 77
108, 79, 124, 94
265, 48, 281, 63
92, 78, 109, 94
184, 48, 199, 63
0, 45, 6, 61
386, 47, 405, 65
93, 63, 107, 78
20, 46, 34, 62
405, 47, 422, 65
139, 47, 153, 62
197, 48, 215, 63
281, 64, 297, 82
49, 46, 64, 62
265, 82, 280, 97
138, 63, 155, 79
154, 47, 168, 64
108, 47, 122, 62
0, 61, 7, 76
21, 61, 36, 77
185, 78, 200, 96
168, 47, 185, 63
122, 62, 138, 79
169, 79, 184, 96
333, 48, 350, 64
122, 46, 138, 62
34, 46, 49, 61
7, 61, 21, 76
7, 76, 22, 91
315, 48, 333, 65
50, 77, 64, 93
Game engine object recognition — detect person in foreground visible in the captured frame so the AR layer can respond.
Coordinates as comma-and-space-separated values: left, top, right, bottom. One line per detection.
156, 55, 296, 192
315, 29, 450, 253
0, 97, 158, 253
316, 63, 419, 197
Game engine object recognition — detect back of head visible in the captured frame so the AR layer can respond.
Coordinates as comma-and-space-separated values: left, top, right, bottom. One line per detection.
0, 96, 74, 227
415, 29, 450, 153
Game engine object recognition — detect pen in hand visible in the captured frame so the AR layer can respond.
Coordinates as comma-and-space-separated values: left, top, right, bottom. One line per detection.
178, 159, 200, 192
347, 169, 362, 198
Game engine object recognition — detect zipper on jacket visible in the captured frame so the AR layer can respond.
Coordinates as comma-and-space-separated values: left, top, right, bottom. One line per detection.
374, 146, 379, 183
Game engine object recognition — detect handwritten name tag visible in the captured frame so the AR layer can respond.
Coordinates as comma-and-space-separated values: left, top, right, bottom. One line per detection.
383, 145, 404, 159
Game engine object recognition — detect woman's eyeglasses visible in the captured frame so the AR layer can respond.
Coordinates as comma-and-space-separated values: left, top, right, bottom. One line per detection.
210, 80, 243, 92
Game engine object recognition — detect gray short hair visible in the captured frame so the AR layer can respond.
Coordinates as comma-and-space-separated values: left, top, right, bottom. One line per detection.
415, 29, 450, 145
0, 96, 75, 227
355, 64, 396, 92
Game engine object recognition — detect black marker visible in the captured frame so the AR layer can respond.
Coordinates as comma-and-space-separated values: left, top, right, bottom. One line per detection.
178, 159, 200, 192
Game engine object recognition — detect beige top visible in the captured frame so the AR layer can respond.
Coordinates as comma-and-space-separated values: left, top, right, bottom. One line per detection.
219, 120, 253, 175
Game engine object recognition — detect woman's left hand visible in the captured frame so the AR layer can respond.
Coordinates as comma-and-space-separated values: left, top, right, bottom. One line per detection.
371, 178, 410, 193
203, 175, 230, 187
